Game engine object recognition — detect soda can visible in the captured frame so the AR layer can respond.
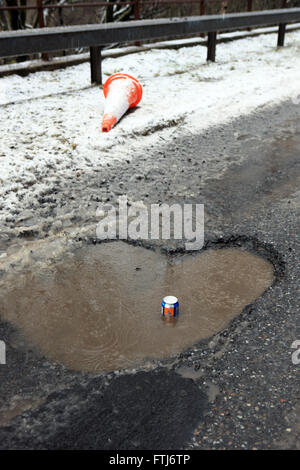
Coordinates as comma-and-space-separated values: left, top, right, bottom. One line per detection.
161, 296, 179, 318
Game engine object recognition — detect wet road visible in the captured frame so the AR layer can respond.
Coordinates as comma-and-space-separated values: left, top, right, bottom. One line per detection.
0, 100, 299, 449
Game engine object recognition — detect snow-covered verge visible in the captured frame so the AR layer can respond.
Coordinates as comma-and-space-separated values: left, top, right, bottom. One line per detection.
1, 28, 300, 221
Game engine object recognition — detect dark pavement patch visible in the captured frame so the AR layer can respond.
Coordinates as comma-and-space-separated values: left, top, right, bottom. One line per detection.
0, 369, 207, 450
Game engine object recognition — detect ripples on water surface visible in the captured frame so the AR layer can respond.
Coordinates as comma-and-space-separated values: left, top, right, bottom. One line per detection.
0, 242, 274, 371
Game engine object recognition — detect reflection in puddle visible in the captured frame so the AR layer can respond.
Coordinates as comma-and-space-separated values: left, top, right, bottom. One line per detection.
0, 243, 274, 372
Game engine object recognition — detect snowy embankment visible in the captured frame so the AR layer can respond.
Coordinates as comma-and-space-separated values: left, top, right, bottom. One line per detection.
0, 29, 300, 219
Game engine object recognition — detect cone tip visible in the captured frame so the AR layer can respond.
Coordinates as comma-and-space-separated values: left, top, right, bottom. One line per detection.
102, 114, 117, 133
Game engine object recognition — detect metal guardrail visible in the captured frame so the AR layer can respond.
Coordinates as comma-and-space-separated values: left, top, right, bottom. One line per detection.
1, 8, 300, 84
0, 1, 280, 18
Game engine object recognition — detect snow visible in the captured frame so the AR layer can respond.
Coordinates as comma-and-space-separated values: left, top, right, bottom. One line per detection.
1, 28, 300, 219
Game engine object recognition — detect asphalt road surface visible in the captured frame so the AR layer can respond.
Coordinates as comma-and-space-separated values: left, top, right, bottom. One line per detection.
0, 99, 299, 450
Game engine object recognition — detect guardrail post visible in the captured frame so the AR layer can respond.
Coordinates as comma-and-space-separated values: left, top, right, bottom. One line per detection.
90, 46, 102, 85
134, 0, 140, 20
247, 0, 252, 31
279, 1, 287, 46
37, 0, 48, 60
200, 0, 205, 15
200, 0, 205, 37
278, 23, 286, 47
207, 31, 217, 62
134, 0, 140, 45
37, 0, 45, 28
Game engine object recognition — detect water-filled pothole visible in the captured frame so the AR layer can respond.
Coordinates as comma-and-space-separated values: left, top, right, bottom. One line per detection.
0, 242, 274, 372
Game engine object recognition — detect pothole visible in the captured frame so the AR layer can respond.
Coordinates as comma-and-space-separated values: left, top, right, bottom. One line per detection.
0, 242, 274, 372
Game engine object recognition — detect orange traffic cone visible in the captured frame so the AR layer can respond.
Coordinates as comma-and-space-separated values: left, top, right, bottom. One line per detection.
101, 73, 143, 132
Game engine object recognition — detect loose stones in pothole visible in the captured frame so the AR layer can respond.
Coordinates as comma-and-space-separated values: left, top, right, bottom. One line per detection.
0, 242, 274, 372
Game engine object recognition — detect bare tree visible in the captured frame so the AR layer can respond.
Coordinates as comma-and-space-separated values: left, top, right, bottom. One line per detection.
0, 0, 9, 29
106, 0, 134, 23
220, 1, 228, 15
4, 0, 26, 30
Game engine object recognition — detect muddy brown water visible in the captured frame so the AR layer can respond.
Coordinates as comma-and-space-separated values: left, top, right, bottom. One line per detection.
0, 242, 274, 372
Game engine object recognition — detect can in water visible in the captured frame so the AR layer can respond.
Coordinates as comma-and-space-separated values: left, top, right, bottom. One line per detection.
161, 296, 179, 318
